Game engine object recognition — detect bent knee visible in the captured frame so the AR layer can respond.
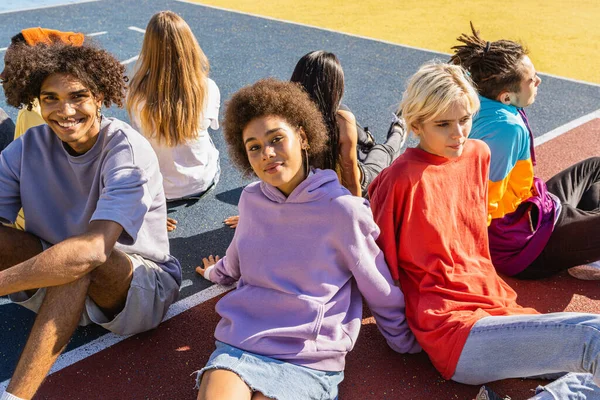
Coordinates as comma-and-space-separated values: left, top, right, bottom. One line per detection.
89, 250, 133, 285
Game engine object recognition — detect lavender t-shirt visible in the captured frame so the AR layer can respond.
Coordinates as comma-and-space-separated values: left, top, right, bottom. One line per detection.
0, 117, 181, 284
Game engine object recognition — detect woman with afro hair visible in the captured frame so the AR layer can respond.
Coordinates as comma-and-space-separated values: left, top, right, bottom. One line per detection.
194, 78, 418, 400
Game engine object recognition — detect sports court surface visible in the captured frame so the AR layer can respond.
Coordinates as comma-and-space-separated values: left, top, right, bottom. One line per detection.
0, 0, 599, 398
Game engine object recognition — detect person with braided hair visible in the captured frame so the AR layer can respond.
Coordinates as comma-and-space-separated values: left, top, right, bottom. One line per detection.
370, 61, 600, 400
450, 23, 600, 281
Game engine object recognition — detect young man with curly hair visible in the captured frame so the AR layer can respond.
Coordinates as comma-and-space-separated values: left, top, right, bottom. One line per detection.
0, 28, 86, 230
450, 23, 600, 281
0, 42, 181, 400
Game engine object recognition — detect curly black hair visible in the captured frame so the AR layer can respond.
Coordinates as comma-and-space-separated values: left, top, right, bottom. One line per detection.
223, 78, 329, 177
449, 22, 529, 100
2, 42, 127, 110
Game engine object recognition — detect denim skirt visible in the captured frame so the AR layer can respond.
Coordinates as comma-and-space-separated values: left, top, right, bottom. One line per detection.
195, 341, 343, 400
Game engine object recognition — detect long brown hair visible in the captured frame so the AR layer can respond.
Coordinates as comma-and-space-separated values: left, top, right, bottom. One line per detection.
127, 11, 210, 146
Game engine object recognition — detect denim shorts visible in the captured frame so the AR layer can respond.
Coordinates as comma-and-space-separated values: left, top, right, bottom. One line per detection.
195, 341, 343, 400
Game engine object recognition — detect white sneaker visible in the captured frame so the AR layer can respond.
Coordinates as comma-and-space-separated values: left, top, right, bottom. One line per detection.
568, 260, 600, 280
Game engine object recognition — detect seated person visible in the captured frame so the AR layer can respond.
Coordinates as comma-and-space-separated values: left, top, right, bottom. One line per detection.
0, 41, 181, 400
127, 12, 221, 232
450, 23, 600, 280
1, 27, 85, 230
6, 27, 85, 139
369, 62, 600, 400
195, 79, 419, 400
291, 50, 406, 197
224, 50, 407, 228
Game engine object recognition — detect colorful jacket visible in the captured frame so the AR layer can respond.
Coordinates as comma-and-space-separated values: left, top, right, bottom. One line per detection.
470, 96, 556, 275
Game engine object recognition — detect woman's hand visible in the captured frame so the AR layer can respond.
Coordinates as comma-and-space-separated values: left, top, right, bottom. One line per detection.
224, 215, 239, 229
196, 255, 221, 277
167, 217, 178, 232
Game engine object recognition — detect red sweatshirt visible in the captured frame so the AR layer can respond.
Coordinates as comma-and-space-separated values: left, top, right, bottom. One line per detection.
369, 139, 537, 379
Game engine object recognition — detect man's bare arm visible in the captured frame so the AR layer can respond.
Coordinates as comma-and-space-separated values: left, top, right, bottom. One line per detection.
0, 220, 123, 296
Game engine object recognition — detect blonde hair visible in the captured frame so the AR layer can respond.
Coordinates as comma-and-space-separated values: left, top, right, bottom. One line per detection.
127, 11, 210, 147
399, 62, 479, 134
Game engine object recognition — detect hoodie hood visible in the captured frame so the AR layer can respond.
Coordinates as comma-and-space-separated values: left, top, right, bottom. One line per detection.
259, 168, 342, 204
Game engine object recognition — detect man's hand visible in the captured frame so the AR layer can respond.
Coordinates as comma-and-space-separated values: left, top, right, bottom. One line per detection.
223, 215, 239, 229
167, 217, 177, 232
196, 255, 220, 278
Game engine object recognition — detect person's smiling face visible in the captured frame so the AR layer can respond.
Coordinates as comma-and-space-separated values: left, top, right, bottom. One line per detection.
39, 73, 103, 154
243, 115, 307, 196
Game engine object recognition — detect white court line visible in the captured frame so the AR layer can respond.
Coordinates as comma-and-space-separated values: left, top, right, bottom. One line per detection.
180, 279, 193, 290
0, 283, 233, 392
0, 0, 100, 15
534, 109, 600, 147
175, 0, 600, 89
121, 55, 139, 65
535, 71, 600, 89
86, 31, 107, 37
128, 26, 146, 34
0, 47, 7, 52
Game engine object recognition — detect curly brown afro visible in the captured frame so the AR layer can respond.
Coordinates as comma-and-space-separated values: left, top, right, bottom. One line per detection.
2, 42, 127, 110
223, 78, 329, 176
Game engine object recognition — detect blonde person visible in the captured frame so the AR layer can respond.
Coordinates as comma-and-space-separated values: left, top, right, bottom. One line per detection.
128, 11, 221, 232
369, 62, 600, 400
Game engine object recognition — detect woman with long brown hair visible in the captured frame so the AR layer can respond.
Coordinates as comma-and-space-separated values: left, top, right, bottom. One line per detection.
127, 11, 220, 230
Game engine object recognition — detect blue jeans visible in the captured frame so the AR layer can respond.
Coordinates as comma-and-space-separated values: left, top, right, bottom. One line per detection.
452, 312, 600, 399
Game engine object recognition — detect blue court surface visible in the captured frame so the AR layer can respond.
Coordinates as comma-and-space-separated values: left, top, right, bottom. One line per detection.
0, 0, 99, 15
0, 0, 599, 384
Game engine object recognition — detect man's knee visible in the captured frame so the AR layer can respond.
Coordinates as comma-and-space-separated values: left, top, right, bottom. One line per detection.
87, 250, 134, 318
89, 249, 133, 287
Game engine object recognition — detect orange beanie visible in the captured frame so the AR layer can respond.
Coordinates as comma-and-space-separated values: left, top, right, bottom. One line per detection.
21, 27, 84, 47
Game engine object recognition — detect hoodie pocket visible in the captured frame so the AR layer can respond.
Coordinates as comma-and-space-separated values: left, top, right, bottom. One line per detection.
215, 284, 325, 356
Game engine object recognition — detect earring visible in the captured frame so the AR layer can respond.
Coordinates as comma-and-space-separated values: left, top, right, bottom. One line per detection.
303, 146, 310, 177
96, 106, 102, 121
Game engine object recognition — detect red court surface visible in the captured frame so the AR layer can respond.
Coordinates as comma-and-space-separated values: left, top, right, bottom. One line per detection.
31, 120, 600, 399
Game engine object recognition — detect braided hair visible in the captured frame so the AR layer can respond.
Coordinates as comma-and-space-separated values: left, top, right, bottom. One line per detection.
449, 22, 528, 100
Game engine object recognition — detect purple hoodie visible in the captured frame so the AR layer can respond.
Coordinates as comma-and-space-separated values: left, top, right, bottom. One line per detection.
205, 169, 420, 372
